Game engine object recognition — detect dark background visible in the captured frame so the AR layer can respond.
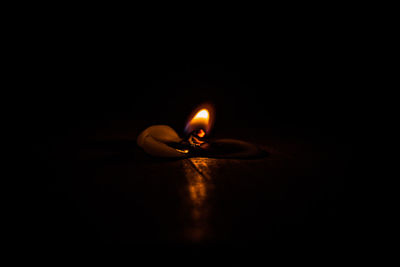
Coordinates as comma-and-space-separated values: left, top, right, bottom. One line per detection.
15, 17, 364, 253
24, 36, 361, 144
16, 10, 365, 143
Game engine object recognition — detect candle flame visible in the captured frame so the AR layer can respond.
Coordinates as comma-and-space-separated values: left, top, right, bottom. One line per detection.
191, 109, 209, 127
185, 104, 215, 136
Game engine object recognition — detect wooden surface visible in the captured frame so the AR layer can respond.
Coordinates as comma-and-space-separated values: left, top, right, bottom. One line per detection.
31, 120, 354, 247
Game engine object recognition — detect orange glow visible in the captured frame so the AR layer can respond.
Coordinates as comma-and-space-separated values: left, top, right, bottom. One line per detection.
191, 109, 209, 128
182, 158, 214, 241
185, 103, 215, 136
197, 129, 205, 138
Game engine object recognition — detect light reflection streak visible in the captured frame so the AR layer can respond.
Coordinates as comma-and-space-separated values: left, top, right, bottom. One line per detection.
182, 157, 214, 242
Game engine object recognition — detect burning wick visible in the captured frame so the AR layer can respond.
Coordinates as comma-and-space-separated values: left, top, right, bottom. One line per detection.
188, 129, 206, 147
180, 106, 213, 151
184, 108, 212, 137
184, 107, 212, 149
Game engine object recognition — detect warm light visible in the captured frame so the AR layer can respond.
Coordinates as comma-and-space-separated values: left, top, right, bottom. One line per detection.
182, 158, 213, 241
185, 104, 215, 136
194, 109, 209, 120
188, 109, 209, 132
197, 129, 205, 138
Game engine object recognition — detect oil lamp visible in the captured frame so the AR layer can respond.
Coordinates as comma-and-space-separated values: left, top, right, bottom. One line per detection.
137, 103, 266, 158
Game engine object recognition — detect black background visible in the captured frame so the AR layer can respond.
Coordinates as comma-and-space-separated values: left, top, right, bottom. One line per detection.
24, 32, 361, 143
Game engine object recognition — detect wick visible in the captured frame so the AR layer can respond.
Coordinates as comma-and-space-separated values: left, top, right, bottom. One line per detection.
188, 129, 207, 147
167, 129, 209, 155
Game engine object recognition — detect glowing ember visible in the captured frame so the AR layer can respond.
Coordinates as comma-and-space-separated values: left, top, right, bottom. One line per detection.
197, 129, 205, 138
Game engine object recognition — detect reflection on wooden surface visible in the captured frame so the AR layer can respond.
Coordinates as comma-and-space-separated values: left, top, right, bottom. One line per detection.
182, 157, 215, 242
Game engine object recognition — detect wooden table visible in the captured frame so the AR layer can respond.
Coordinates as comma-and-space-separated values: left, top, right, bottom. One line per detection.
32, 120, 354, 247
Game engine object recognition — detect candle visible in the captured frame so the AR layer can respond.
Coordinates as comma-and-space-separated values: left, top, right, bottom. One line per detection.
137, 103, 266, 159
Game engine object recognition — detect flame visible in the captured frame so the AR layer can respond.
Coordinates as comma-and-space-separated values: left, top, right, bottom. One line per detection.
194, 109, 209, 121
185, 103, 215, 136
191, 109, 209, 130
